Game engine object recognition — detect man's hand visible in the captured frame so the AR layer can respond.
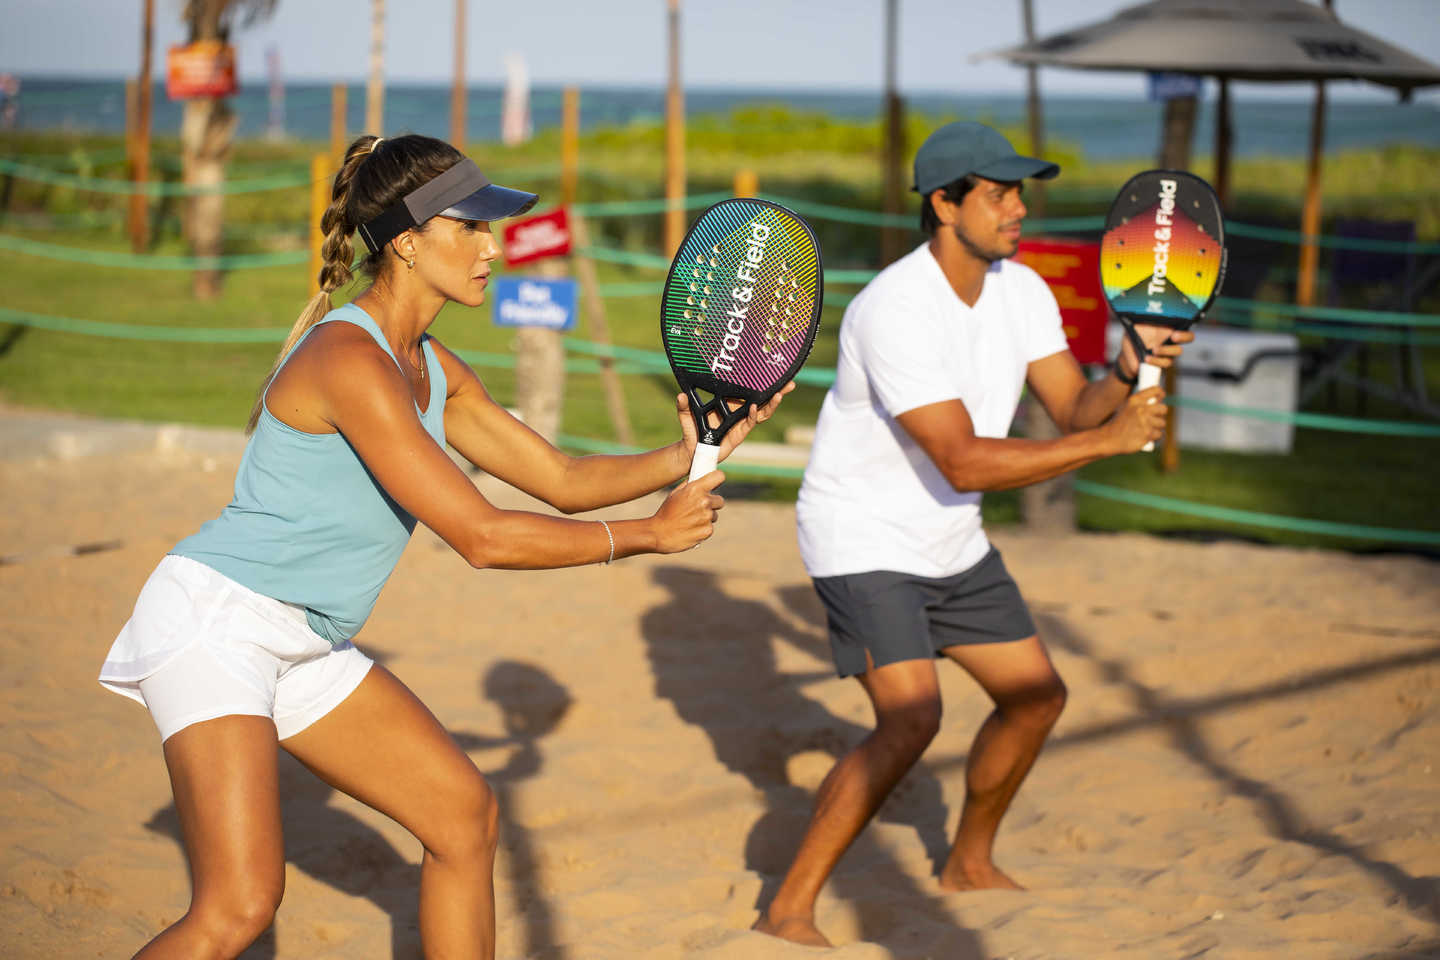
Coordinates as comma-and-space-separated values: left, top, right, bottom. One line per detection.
1103, 386, 1169, 453
1116, 325, 1195, 380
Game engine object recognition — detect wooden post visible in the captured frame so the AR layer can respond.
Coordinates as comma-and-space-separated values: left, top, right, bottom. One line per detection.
1020, 0, 1046, 218
571, 211, 635, 446
329, 83, 347, 165
365, 0, 385, 135
127, 0, 154, 253
733, 168, 757, 198
1156, 91, 1198, 474
515, 262, 568, 443
450, 0, 466, 149
1213, 76, 1232, 211
880, 0, 906, 265
308, 153, 329, 297
561, 86, 579, 208
1296, 82, 1326, 310
663, 0, 685, 257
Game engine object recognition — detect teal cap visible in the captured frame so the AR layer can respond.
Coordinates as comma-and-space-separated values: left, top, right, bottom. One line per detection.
912, 121, 1060, 194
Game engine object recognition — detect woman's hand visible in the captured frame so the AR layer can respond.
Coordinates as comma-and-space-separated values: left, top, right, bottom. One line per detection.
1117, 325, 1195, 378
674, 381, 796, 463
650, 469, 726, 553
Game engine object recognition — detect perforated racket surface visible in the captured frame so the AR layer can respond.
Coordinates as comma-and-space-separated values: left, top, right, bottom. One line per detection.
660, 198, 823, 481
1099, 170, 1227, 449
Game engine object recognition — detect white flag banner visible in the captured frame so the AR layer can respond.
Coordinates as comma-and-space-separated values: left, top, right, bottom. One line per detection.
500, 53, 532, 146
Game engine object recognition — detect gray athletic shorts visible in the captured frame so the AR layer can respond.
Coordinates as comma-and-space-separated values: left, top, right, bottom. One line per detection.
811, 547, 1037, 678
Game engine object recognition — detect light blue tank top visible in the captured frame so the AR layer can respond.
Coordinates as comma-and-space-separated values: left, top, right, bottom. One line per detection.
173, 303, 447, 645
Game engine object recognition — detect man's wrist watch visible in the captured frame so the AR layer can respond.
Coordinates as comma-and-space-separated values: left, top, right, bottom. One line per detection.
1113, 357, 1138, 386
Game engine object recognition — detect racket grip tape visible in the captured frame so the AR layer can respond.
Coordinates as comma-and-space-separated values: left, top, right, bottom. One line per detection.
1137, 362, 1163, 453
687, 441, 722, 483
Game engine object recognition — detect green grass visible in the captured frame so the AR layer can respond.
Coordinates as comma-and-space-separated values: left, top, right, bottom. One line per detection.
1, 118, 1437, 554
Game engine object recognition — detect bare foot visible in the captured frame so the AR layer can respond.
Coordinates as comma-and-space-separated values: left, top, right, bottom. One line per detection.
938, 860, 1026, 892
753, 913, 834, 948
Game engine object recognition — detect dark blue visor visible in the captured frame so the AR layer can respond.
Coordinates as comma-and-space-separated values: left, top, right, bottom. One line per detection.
358, 158, 539, 254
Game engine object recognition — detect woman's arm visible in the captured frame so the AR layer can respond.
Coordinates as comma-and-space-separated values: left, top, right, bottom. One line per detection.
311, 329, 724, 568
432, 339, 790, 514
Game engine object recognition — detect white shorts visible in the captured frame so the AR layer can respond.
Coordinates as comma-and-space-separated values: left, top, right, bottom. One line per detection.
100, 555, 374, 742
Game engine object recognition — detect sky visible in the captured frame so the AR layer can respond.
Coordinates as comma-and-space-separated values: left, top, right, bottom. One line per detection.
4, 0, 1439, 101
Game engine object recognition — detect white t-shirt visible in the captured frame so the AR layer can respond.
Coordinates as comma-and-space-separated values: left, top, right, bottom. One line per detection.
796, 244, 1068, 579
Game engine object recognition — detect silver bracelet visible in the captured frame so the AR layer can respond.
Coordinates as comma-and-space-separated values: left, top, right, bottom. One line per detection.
597, 519, 615, 565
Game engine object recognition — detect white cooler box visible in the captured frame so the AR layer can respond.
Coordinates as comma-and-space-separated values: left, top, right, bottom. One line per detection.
1105, 323, 1300, 454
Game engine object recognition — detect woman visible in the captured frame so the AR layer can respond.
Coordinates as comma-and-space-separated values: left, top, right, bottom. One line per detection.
99, 133, 791, 959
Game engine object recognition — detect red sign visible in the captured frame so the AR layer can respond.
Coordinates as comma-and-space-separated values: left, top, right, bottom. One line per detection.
502, 208, 572, 266
1012, 238, 1107, 365
167, 42, 238, 100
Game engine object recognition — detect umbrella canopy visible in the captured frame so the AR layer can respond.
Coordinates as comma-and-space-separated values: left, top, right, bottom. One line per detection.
980, 0, 1440, 92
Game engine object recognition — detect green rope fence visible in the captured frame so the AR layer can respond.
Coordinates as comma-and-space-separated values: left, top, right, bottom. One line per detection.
557, 434, 1440, 545
4, 306, 1436, 434
1073, 480, 1440, 547
5, 150, 1440, 254
1, 304, 1434, 545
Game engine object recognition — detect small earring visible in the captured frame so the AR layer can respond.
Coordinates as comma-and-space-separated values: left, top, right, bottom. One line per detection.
406, 257, 415, 270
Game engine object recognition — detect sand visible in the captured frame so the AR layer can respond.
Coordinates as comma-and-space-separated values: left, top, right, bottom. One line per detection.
2, 407, 1438, 959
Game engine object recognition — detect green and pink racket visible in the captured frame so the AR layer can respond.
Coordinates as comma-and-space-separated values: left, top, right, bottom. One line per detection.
660, 198, 823, 482
1100, 170, 1227, 450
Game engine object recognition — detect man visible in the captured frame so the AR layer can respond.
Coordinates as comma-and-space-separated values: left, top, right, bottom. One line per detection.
755, 121, 1189, 947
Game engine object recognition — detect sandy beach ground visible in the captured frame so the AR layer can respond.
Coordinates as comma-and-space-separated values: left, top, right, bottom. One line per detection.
2, 406, 1438, 959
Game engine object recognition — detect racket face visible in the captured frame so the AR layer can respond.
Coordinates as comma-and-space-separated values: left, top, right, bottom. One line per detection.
1099, 170, 1226, 329
660, 198, 822, 441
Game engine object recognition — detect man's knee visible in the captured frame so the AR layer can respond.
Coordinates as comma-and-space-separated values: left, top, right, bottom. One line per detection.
875, 697, 943, 755
1002, 674, 1067, 731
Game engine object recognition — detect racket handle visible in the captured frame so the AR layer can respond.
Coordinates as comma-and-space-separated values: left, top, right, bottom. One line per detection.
687, 441, 721, 483
1137, 362, 1163, 452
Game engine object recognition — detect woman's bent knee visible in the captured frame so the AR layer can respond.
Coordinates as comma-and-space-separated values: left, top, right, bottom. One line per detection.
423, 768, 499, 865
187, 883, 283, 957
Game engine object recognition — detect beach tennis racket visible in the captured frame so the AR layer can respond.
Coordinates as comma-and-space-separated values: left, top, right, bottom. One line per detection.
1100, 170, 1227, 451
660, 198, 823, 482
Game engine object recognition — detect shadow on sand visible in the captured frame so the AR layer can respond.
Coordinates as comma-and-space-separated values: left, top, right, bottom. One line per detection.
144, 656, 573, 959
641, 564, 987, 957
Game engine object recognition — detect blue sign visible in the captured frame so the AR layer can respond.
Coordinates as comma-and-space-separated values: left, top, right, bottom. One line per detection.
1147, 71, 1202, 102
492, 276, 577, 331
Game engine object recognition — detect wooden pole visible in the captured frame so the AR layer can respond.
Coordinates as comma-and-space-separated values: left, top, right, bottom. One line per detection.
1296, 82, 1327, 310
515, 261, 568, 443
1157, 91, 1197, 474
127, 0, 154, 253
1213, 76, 1232, 211
366, 0, 385, 135
663, 0, 685, 257
571, 212, 635, 446
329, 83, 347, 165
309, 153, 329, 297
450, 0, 466, 149
733, 168, 757, 198
880, 0, 905, 265
561, 86, 579, 208
1017, 0, 1071, 530
1019, 0, 1046, 218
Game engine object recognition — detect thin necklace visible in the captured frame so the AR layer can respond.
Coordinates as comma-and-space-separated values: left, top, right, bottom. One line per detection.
408, 343, 427, 380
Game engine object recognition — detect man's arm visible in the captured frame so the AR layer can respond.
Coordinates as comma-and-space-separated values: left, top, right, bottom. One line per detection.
1027, 329, 1197, 434
896, 388, 1166, 493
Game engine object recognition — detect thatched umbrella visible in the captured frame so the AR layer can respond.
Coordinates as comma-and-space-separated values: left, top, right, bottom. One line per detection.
979, 0, 1440, 306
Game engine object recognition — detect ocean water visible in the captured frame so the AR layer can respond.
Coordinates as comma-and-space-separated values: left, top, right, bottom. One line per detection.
7, 77, 1440, 161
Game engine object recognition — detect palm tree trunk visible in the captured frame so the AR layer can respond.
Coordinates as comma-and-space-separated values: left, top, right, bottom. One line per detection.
181, 0, 234, 299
